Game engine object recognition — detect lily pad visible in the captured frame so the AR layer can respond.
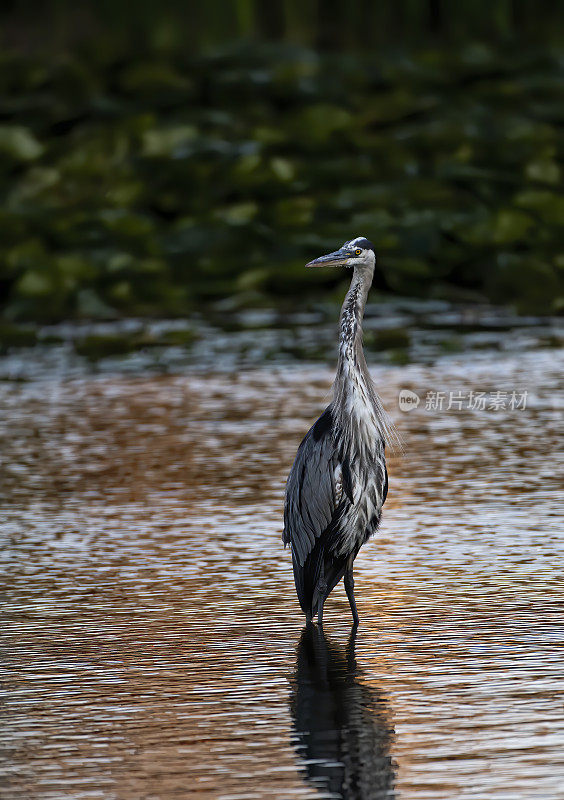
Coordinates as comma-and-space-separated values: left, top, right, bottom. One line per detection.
0, 125, 43, 161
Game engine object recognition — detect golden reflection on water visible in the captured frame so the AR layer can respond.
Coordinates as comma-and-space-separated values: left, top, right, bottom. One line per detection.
1, 350, 563, 799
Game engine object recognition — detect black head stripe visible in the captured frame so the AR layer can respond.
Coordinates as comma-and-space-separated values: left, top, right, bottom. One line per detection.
351, 237, 375, 252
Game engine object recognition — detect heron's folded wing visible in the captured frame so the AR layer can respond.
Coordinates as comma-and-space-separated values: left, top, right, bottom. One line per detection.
283, 408, 350, 567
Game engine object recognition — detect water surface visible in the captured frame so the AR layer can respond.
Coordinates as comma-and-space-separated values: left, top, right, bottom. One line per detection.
1, 339, 563, 799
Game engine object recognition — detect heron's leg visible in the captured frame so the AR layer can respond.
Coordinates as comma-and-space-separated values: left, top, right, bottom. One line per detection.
313, 555, 328, 625
317, 595, 326, 626
344, 562, 359, 626
315, 576, 328, 626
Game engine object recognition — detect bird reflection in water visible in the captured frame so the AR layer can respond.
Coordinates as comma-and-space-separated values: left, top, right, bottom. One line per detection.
290, 625, 396, 799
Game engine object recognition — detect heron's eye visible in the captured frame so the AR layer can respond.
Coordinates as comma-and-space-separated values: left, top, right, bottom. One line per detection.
355, 249, 362, 255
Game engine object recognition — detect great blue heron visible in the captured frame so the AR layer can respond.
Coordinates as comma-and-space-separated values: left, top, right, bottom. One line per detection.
283, 237, 393, 625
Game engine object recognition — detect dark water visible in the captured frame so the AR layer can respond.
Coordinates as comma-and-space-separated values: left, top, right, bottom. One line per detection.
1, 339, 563, 798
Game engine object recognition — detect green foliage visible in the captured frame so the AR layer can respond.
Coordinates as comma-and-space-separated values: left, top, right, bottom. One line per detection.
364, 328, 411, 351
0, 39, 563, 320
0, 323, 38, 352
73, 327, 197, 359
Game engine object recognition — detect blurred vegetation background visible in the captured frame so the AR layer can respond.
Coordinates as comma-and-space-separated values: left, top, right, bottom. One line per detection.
1, 0, 563, 323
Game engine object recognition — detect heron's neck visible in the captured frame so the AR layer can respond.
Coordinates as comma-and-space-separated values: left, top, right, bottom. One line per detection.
333, 264, 374, 409
337, 265, 372, 363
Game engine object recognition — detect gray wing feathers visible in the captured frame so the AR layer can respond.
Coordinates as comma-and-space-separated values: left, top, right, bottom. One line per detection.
284, 419, 342, 567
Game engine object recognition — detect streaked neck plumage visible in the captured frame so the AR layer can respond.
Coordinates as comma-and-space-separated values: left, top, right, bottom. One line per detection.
338, 263, 373, 362
334, 260, 374, 397
333, 257, 387, 447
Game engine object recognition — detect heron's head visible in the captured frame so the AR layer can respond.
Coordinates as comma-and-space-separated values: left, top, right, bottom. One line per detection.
306, 236, 375, 269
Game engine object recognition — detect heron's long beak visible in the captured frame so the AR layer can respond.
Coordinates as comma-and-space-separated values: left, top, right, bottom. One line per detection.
305, 248, 351, 268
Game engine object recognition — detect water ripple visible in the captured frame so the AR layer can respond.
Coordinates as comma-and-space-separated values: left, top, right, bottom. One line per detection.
1, 348, 563, 799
